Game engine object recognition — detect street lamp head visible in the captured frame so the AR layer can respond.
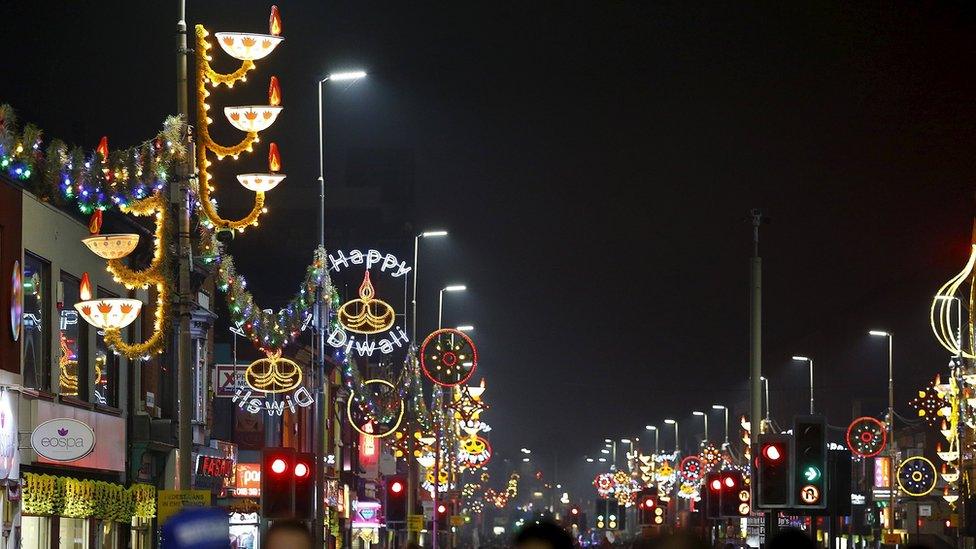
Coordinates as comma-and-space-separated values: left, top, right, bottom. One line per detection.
620, 438, 631, 444
645, 425, 657, 431
598, 457, 607, 462
869, 330, 890, 337
792, 355, 809, 362
692, 411, 705, 416
712, 405, 725, 410
600, 449, 610, 454
520, 448, 531, 454
522, 457, 530, 462
444, 285, 467, 292
586, 458, 594, 463
456, 325, 474, 332
422, 230, 448, 238
327, 70, 367, 81
664, 419, 676, 425
760, 376, 767, 381
604, 438, 612, 443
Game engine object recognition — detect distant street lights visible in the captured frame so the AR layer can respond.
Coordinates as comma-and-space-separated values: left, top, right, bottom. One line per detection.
792, 355, 815, 414
711, 405, 729, 447
692, 411, 708, 445
438, 285, 466, 329
411, 230, 448, 340
644, 425, 659, 454
664, 419, 678, 452
869, 329, 895, 535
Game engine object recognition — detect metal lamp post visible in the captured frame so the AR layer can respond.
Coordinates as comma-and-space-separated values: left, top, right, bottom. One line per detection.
438, 285, 466, 329
869, 330, 895, 535
645, 425, 659, 454
316, 68, 366, 547
411, 230, 448, 340
711, 405, 729, 447
792, 356, 815, 414
664, 419, 678, 452
692, 411, 708, 445
760, 376, 770, 431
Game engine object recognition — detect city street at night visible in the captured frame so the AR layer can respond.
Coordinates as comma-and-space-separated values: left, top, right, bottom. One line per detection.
3, 2, 976, 548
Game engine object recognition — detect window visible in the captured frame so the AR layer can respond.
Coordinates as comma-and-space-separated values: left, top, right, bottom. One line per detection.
22, 253, 50, 392
94, 287, 120, 407
58, 272, 88, 398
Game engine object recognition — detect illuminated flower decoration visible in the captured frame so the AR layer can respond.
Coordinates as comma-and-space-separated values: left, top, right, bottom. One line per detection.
897, 456, 937, 497
593, 473, 615, 498
910, 380, 949, 427
678, 456, 704, 483
421, 328, 478, 386
457, 435, 492, 470
698, 443, 721, 470
677, 482, 700, 501
846, 416, 886, 458
422, 466, 452, 493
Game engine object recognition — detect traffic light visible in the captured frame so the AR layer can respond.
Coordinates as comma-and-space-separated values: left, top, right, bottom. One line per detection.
386, 476, 407, 522
637, 491, 658, 525
262, 447, 296, 518
435, 502, 448, 531
595, 499, 607, 529
294, 452, 315, 520
756, 434, 792, 509
720, 472, 750, 517
793, 416, 826, 510
705, 473, 722, 519
652, 501, 667, 525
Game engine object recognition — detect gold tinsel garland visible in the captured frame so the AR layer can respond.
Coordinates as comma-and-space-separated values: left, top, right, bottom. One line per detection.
103, 193, 173, 359
194, 24, 266, 233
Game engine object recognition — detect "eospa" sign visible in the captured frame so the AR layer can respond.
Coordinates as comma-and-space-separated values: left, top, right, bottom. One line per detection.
30, 418, 96, 462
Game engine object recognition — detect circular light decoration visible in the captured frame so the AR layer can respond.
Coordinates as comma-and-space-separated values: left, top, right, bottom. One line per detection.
678, 456, 704, 483
458, 435, 492, 469
81, 234, 139, 259
244, 350, 303, 394
337, 271, 395, 334
909, 381, 949, 427
593, 473, 615, 498
897, 456, 937, 497
346, 379, 403, 438
698, 443, 721, 470
421, 329, 478, 386
846, 416, 887, 458
10, 261, 21, 342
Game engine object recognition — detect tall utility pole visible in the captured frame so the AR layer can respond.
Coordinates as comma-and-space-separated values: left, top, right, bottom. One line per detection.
748, 209, 774, 539
175, 0, 193, 490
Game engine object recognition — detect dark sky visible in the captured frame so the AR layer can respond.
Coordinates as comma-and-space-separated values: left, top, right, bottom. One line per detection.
6, 1, 976, 494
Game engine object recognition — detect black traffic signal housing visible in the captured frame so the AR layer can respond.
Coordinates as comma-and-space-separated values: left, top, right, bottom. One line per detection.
756, 434, 792, 509
435, 502, 448, 531
720, 471, 750, 517
595, 499, 608, 530
567, 505, 582, 529
793, 416, 827, 510
262, 447, 296, 518
294, 452, 315, 520
386, 476, 407, 522
636, 491, 658, 525
705, 473, 722, 519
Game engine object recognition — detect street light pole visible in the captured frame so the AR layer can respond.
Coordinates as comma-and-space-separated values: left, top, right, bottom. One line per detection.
317, 69, 366, 547
411, 231, 448, 341
645, 426, 659, 454
438, 285, 466, 329
792, 356, 815, 414
664, 420, 678, 452
870, 330, 895, 535
760, 376, 770, 430
712, 405, 729, 447
693, 411, 708, 445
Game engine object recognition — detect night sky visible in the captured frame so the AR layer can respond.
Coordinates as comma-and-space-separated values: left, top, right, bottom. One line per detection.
5, 2, 976, 495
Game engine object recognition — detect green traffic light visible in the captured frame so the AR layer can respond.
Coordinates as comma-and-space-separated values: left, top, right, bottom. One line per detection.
803, 465, 821, 482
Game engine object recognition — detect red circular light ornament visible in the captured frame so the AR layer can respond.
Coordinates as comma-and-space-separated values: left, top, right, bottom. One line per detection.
421, 329, 478, 386
678, 456, 703, 483
846, 416, 886, 458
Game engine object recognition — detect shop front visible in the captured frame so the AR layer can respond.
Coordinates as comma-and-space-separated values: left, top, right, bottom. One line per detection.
19, 398, 156, 549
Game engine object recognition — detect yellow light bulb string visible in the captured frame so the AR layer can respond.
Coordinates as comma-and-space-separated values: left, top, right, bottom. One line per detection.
102, 193, 172, 359
194, 24, 266, 232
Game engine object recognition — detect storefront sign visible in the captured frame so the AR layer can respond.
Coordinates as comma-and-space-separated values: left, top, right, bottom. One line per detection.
158, 489, 212, 525
196, 455, 234, 479
352, 500, 382, 528
874, 456, 891, 488
235, 463, 261, 497
30, 418, 95, 462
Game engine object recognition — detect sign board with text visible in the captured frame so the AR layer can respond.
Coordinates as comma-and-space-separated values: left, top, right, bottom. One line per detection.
214, 364, 248, 398
407, 515, 424, 532
158, 490, 212, 525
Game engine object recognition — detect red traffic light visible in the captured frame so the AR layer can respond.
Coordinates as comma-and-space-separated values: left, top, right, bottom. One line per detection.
762, 444, 782, 462
294, 462, 310, 478
571, 507, 579, 515
723, 475, 735, 488
710, 478, 722, 491
641, 497, 655, 509
271, 457, 288, 474
437, 504, 447, 514
391, 480, 404, 494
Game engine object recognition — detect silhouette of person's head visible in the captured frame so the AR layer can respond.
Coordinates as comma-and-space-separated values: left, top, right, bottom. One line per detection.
513, 520, 574, 549
265, 520, 313, 549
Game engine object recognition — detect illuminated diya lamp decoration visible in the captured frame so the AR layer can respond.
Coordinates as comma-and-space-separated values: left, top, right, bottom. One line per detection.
81, 206, 140, 260
944, 485, 960, 505
336, 271, 396, 334
244, 350, 303, 394
941, 419, 955, 441
236, 142, 286, 192
195, 5, 284, 233
941, 463, 960, 484
74, 273, 142, 331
